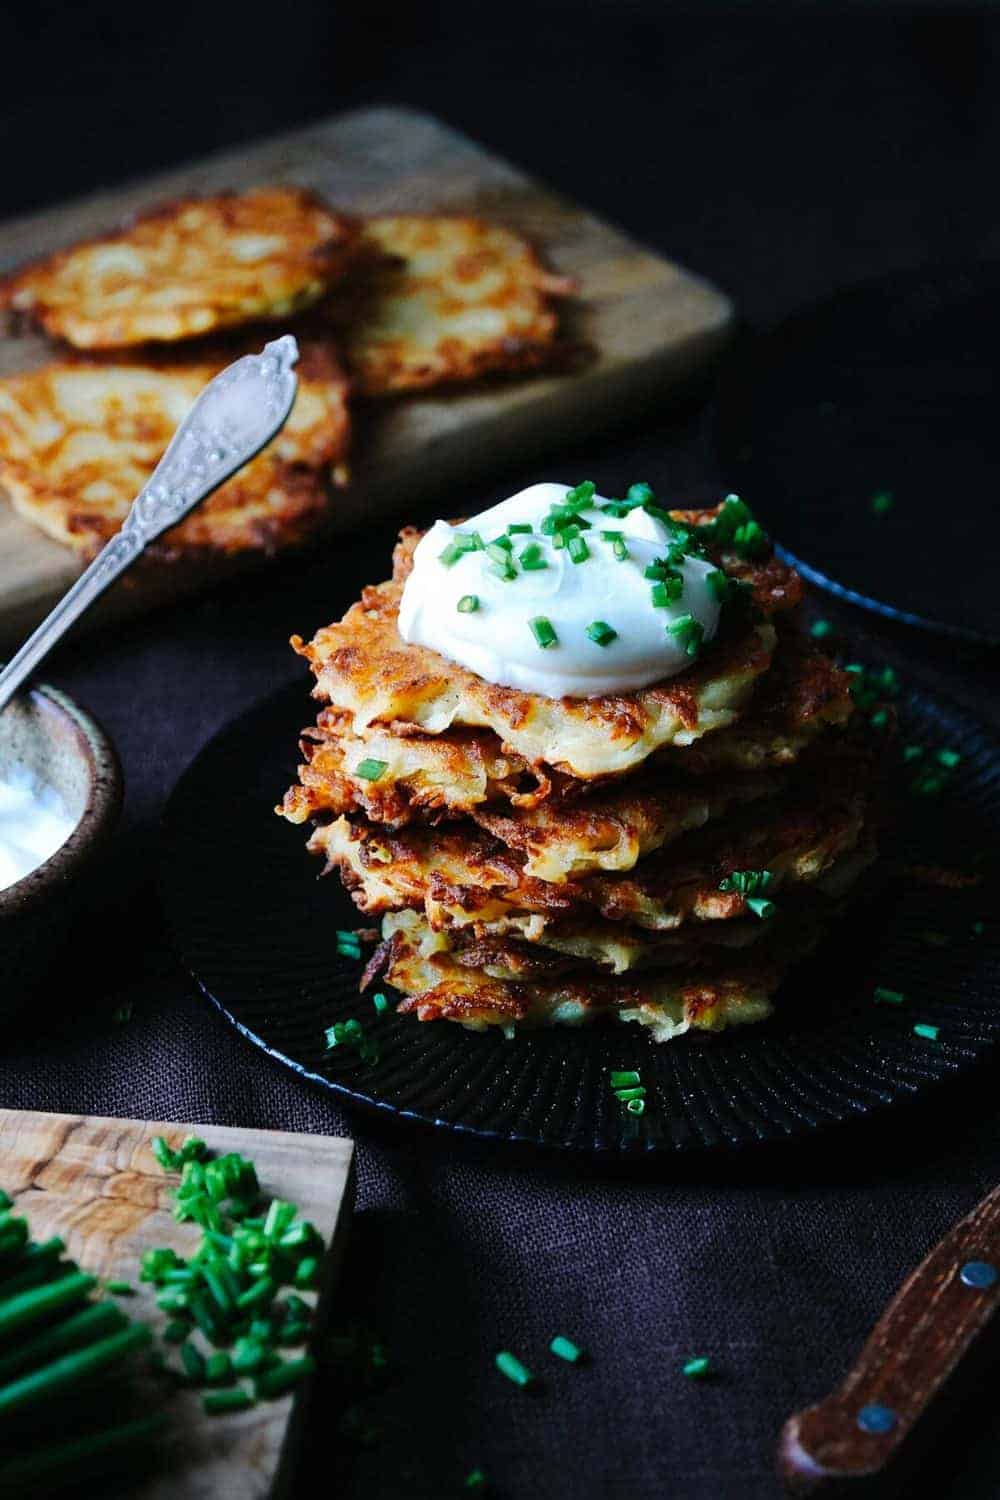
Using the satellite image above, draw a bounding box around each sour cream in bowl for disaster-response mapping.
[0,684,122,1009]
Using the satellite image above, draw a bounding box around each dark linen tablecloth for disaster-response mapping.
[4,12,1000,1497]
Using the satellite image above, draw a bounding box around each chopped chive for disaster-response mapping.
[438,542,465,567]
[465,1470,488,1490]
[610,1070,640,1088]
[549,1335,584,1364]
[809,619,834,640]
[585,620,618,647]
[457,594,479,613]
[180,1341,206,1382]
[355,758,387,783]
[372,992,389,1014]
[488,534,513,553]
[489,562,517,582]
[255,1354,315,1399]
[719,869,774,896]
[205,1351,233,1385]
[563,480,596,509]
[529,616,558,649]
[706,569,730,602]
[746,897,776,920]
[971,921,985,937]
[163,1319,189,1344]
[485,542,514,566]
[914,1023,940,1041]
[902,745,924,762]
[612,538,629,560]
[495,1350,533,1387]
[644,562,666,581]
[937,748,961,769]
[871,490,894,516]
[506,523,532,535]
[682,1356,712,1380]
[614,1086,645,1102]
[873,986,906,1005]
[667,613,704,655]
[650,578,683,607]
[870,709,891,730]
[204,1386,254,1414]
[104,1280,134,1296]
[520,542,548,571]
[294,1257,319,1289]
[627,482,655,506]
[600,529,623,541]
[626,1098,645,1116]
[567,534,590,564]
[151,1137,180,1173]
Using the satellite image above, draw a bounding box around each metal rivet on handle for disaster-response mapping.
[857,1404,897,1435]
[960,1260,999,1289]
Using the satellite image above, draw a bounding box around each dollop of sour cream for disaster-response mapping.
[398,482,723,698]
[0,769,78,892]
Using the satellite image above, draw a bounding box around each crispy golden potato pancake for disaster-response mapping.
[468,771,782,881]
[374,907,836,1041]
[287,750,782,881]
[0,343,349,560]
[0,189,357,349]
[293,517,799,780]
[325,215,574,395]
[280,633,853,827]
[310,762,874,934]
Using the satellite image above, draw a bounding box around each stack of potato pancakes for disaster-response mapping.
[280,494,882,1042]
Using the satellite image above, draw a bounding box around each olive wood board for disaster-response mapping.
[0,1108,355,1498]
[0,104,732,644]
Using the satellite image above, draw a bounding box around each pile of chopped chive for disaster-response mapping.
[145,1135,320,1414]
[610,1069,646,1116]
[0,1189,163,1490]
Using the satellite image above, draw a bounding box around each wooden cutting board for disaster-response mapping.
[0,1109,354,1499]
[0,105,732,645]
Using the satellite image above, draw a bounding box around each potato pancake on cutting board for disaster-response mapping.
[0,105,731,643]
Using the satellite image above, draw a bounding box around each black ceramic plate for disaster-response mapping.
[161,678,1000,1155]
[718,262,1000,643]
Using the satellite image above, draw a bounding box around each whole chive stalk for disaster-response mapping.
[0,1322,151,1419]
[0,1270,96,1343]
[0,1414,166,1487]
[0,1301,126,1385]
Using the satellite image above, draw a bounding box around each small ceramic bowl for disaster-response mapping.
[0,684,122,1005]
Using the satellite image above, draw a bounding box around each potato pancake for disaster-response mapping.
[280,632,853,827]
[310,766,873,934]
[0,343,349,560]
[293,517,799,780]
[0,189,357,349]
[374,907,834,1041]
[325,215,574,395]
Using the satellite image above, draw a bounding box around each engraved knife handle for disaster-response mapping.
[778,1182,1000,1494]
[0,333,299,714]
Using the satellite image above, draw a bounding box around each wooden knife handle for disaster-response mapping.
[778,1183,1000,1495]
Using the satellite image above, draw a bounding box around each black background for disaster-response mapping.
[3,5,1000,1498]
